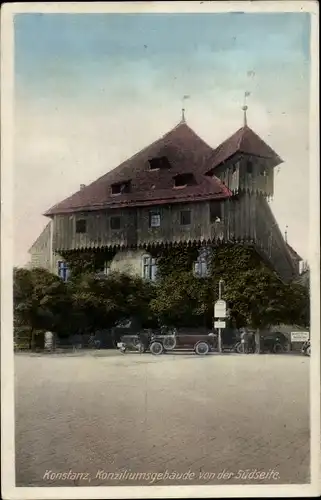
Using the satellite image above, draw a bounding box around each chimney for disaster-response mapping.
[80,184,86,190]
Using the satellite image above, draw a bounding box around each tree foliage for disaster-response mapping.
[14,267,72,348]
[13,243,310,350]
[66,271,156,333]
[151,244,310,330]
[13,267,156,347]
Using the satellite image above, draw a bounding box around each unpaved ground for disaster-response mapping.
[15,351,310,486]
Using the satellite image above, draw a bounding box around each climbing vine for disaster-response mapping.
[59,249,116,277]
[156,245,199,278]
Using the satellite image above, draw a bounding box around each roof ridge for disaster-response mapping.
[79,121,212,190]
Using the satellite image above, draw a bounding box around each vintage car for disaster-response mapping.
[149,331,217,356]
[117,330,151,353]
[259,331,289,353]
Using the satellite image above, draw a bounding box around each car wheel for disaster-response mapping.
[235,342,243,354]
[150,341,164,356]
[273,343,283,354]
[306,346,311,357]
[195,341,210,356]
[163,335,177,350]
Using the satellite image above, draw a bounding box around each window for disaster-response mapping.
[142,255,157,281]
[210,202,222,223]
[174,173,195,188]
[58,261,70,282]
[111,181,131,195]
[149,211,161,228]
[180,210,191,226]
[246,161,253,174]
[76,219,87,233]
[193,247,210,278]
[110,216,121,230]
[148,156,171,170]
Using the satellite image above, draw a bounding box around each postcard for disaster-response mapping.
[1,1,320,499]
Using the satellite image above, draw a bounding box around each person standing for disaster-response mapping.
[240,328,249,354]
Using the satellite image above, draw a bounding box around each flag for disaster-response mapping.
[245,91,251,97]
[183,95,190,100]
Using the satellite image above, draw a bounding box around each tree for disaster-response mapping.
[223,266,310,330]
[150,272,215,328]
[150,244,310,332]
[14,267,72,349]
[66,271,156,335]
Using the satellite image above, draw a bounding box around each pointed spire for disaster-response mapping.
[180,95,190,123]
[242,105,248,126]
[242,91,250,127]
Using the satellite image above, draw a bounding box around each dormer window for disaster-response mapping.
[148,156,171,171]
[111,181,131,195]
[174,173,195,188]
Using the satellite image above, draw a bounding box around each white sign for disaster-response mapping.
[214,320,226,329]
[214,299,227,318]
[291,331,309,342]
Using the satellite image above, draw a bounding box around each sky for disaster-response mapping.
[14,11,311,266]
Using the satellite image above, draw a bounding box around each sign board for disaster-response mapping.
[291,331,309,342]
[214,320,226,329]
[214,299,227,318]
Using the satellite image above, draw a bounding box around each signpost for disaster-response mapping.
[291,331,310,343]
[214,300,227,318]
[214,279,226,353]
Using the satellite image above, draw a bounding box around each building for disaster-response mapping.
[29,113,303,282]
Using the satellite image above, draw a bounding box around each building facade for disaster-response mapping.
[29,117,303,282]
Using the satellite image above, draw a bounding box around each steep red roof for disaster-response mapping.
[206,125,283,174]
[45,121,232,216]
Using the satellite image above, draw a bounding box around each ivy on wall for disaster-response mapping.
[156,245,199,278]
[54,242,309,331]
[59,249,116,276]
[155,243,264,280]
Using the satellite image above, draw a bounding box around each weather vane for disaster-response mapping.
[181,95,190,122]
[242,91,250,126]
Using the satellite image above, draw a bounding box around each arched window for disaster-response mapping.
[193,247,211,278]
[142,255,157,281]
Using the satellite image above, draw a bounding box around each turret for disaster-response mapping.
[205,104,282,200]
